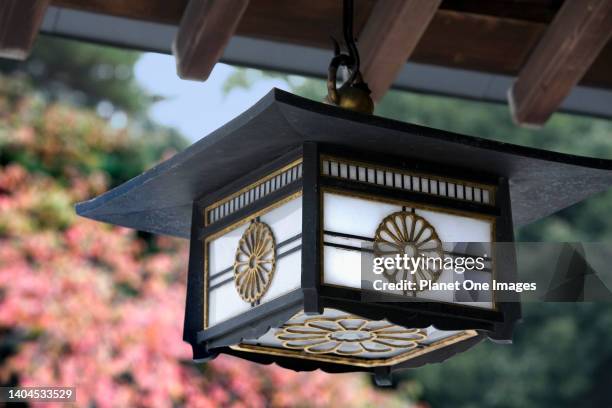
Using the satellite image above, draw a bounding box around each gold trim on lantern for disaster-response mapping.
[275,314,427,356]
[203,191,303,329]
[374,211,444,296]
[320,154,496,206]
[234,221,277,303]
[231,328,478,368]
[319,187,498,311]
[204,158,303,226]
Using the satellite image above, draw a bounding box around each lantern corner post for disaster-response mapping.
[301,141,323,315]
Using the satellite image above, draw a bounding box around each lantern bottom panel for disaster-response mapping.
[231,308,478,368]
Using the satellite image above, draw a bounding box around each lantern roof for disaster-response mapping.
[76,89,612,238]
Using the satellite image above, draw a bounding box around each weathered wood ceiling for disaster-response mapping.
[49,0,611,90]
[2,0,611,126]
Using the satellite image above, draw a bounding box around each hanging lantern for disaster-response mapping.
[76,88,612,385]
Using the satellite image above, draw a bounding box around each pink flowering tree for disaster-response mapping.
[0,75,408,407]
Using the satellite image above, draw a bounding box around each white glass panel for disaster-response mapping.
[376,170,385,185]
[323,246,363,288]
[209,282,250,326]
[431,181,438,194]
[358,166,366,181]
[403,174,411,190]
[340,163,348,178]
[394,173,402,188]
[412,176,420,191]
[331,162,339,176]
[456,185,463,199]
[367,168,375,182]
[385,172,393,186]
[323,193,400,237]
[322,192,494,310]
[207,196,303,327]
[421,178,430,193]
[208,269,231,287]
[260,196,302,243]
[414,208,492,242]
[260,249,301,303]
[465,186,473,201]
[482,189,491,204]
[209,223,248,273]
[279,236,302,254]
[324,233,367,248]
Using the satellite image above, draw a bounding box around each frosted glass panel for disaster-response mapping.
[324,193,400,237]
[415,208,492,242]
[322,191,495,310]
[209,282,250,326]
[260,197,302,243]
[209,224,248,273]
[323,246,362,288]
[260,249,302,303]
[207,195,303,327]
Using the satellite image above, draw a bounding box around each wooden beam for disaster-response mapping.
[359,0,441,101]
[0,0,50,60]
[49,0,612,90]
[173,0,249,80]
[52,0,188,25]
[509,0,612,126]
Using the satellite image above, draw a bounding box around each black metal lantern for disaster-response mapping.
[77,89,612,385]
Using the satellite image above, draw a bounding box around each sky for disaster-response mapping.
[134,53,292,142]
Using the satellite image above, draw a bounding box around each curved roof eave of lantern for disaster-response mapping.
[76,88,612,238]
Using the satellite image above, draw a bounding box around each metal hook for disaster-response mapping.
[324,0,374,114]
[343,0,359,81]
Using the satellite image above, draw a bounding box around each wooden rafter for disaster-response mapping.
[173,0,250,80]
[359,0,441,101]
[49,0,612,90]
[0,0,50,60]
[509,0,612,126]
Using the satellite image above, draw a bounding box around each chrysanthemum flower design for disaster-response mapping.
[374,211,444,294]
[234,221,276,303]
[276,315,427,356]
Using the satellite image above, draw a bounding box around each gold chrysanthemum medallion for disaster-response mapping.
[234,221,276,303]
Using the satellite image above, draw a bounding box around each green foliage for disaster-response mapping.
[0,74,187,188]
[0,36,152,115]
[399,303,612,408]
[0,36,189,188]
